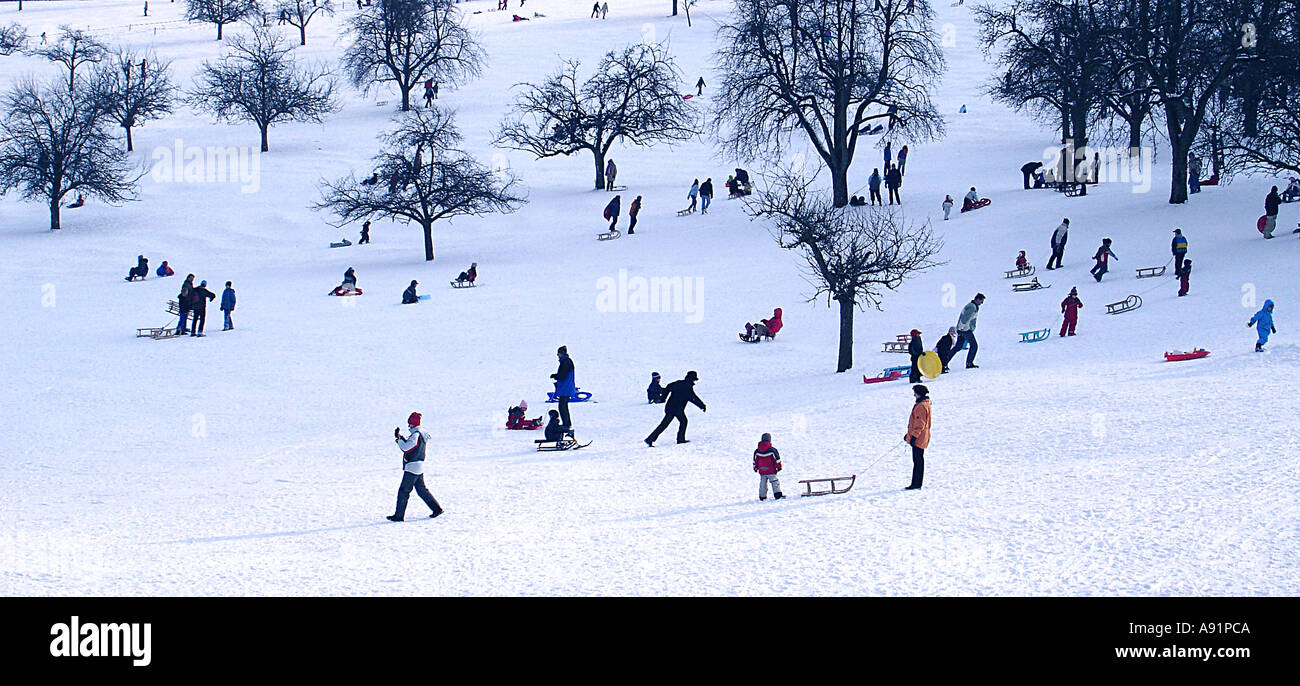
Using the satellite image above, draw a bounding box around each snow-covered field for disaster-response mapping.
[2,0,1297,596]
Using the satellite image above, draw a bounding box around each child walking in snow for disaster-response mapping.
[1249,300,1276,352]
[942,194,953,220]
[753,433,784,501]
[1090,238,1116,282]
[1178,259,1191,297]
[1059,287,1082,336]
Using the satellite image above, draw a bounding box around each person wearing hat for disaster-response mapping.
[904,384,931,490]
[907,328,924,383]
[1060,287,1083,337]
[955,293,984,368]
[220,281,236,331]
[177,274,195,335]
[402,279,420,304]
[934,327,959,373]
[189,279,216,337]
[551,346,576,431]
[1046,218,1069,270]
[389,412,443,522]
[1171,229,1188,276]
[752,433,784,501]
[1178,258,1192,297]
[645,371,706,446]
[646,372,666,404]
[1090,238,1117,281]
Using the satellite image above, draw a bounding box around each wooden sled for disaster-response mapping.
[1019,328,1050,343]
[450,280,476,288]
[1105,294,1142,314]
[1135,265,1166,278]
[881,333,912,353]
[1012,278,1049,292]
[136,325,180,340]
[799,474,856,497]
[863,369,904,384]
[596,228,622,241]
[535,437,589,452]
[166,299,181,315]
[1005,265,1035,279]
[1165,348,1210,362]
[677,207,695,217]
[1061,182,1085,197]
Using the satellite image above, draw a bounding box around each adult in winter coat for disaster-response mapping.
[898,145,909,176]
[388,412,443,521]
[1171,228,1189,275]
[869,169,883,205]
[752,433,784,501]
[126,255,149,281]
[220,281,236,331]
[934,327,959,373]
[956,294,984,368]
[628,196,642,234]
[1263,187,1281,238]
[551,346,576,430]
[605,159,617,190]
[189,280,216,336]
[1249,300,1276,352]
[1178,259,1192,297]
[1021,161,1043,189]
[1047,218,1069,269]
[884,141,892,166]
[177,274,195,334]
[696,77,706,96]
[886,165,903,204]
[907,328,924,383]
[687,180,700,212]
[942,194,953,220]
[645,371,706,446]
[1059,287,1082,337]
[402,280,420,304]
[359,221,371,244]
[604,194,621,232]
[904,384,931,490]
[1090,238,1116,282]
[646,372,666,403]
[761,308,783,336]
[1189,154,1202,194]
[700,178,714,214]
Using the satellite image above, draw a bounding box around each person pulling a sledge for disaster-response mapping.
[1060,287,1082,337]
[961,187,980,211]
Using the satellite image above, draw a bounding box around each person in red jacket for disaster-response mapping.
[752,432,784,501]
[761,307,783,336]
[1015,250,1028,271]
[1059,287,1082,336]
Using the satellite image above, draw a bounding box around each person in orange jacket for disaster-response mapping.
[904,384,931,490]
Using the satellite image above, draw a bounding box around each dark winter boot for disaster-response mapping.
[644,438,654,447]
[386,515,403,522]
[1256,342,1263,352]
[429,509,443,519]
[774,492,785,500]
[759,496,766,501]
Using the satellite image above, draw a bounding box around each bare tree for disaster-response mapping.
[89,50,177,152]
[715,0,945,207]
[495,43,698,190]
[317,107,525,261]
[276,0,335,46]
[0,77,140,231]
[747,170,943,373]
[29,25,108,92]
[185,0,261,40]
[0,23,28,56]
[342,0,484,112]
[188,25,337,152]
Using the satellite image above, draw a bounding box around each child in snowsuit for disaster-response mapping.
[1178,259,1191,297]
[544,409,571,441]
[753,433,784,501]
[1249,300,1276,352]
[647,372,666,404]
[942,194,953,220]
[506,401,542,430]
[402,280,419,304]
[126,255,149,281]
[1059,287,1082,336]
[156,260,174,277]
[869,169,883,205]
[907,328,924,383]
[1090,238,1115,281]
[934,327,958,373]
[221,281,236,330]
[1016,250,1028,271]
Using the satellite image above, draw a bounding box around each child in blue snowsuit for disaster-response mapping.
[1249,300,1276,352]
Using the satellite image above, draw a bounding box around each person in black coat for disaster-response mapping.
[645,371,706,446]
[1021,161,1043,189]
[126,255,149,281]
[885,164,903,204]
[189,280,216,336]
[551,346,576,430]
[934,327,958,373]
[402,280,419,304]
[907,329,924,383]
[646,372,666,403]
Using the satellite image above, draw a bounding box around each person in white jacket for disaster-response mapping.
[388,412,443,521]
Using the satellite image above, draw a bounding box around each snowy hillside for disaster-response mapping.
[1,0,1297,596]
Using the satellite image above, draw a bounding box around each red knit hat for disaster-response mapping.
[407,412,421,427]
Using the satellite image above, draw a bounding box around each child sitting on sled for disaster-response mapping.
[455,262,477,285]
[543,410,573,442]
[506,400,543,430]
[1016,250,1028,271]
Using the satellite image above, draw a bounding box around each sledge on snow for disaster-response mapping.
[799,474,856,497]
[1005,265,1035,279]
[863,366,909,384]
[1135,265,1166,278]
[677,207,695,217]
[1018,328,1051,343]
[330,286,363,296]
[546,388,593,403]
[881,332,913,353]
[1011,278,1049,292]
[451,263,478,288]
[1105,294,1142,314]
[139,299,182,339]
[535,437,591,451]
[1164,348,1210,362]
[329,239,352,248]
[597,228,622,241]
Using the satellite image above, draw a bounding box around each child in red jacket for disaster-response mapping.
[1060,287,1083,336]
[1016,250,1028,271]
[753,433,784,501]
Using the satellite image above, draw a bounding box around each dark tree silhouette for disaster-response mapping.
[29,25,108,92]
[276,0,335,46]
[89,49,177,152]
[185,0,261,40]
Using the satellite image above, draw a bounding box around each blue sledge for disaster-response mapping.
[418,295,430,301]
[1019,328,1050,343]
[547,388,594,403]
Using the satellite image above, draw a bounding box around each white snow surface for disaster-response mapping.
[1,0,1297,596]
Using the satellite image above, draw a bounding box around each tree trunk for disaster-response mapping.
[831,163,849,208]
[217,22,223,40]
[49,196,61,231]
[1168,141,1189,204]
[260,124,269,153]
[126,125,134,152]
[300,25,307,46]
[1127,115,1142,151]
[401,86,411,112]
[593,149,606,190]
[672,0,678,15]
[836,292,855,373]
[422,221,435,261]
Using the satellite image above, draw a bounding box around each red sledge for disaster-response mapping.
[1258,215,1268,234]
[960,198,991,213]
[330,287,363,296]
[1164,349,1210,362]
[863,369,905,384]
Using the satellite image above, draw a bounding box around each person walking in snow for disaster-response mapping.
[907,328,924,383]
[645,371,706,446]
[189,279,216,336]
[1171,228,1188,276]
[886,164,902,204]
[177,274,195,335]
[423,80,434,107]
[359,220,371,244]
[687,179,700,212]
[898,145,909,176]
[601,2,608,18]
[1059,287,1082,337]
[1178,258,1192,297]
[591,2,600,18]
[605,158,617,190]
[628,195,642,234]
[884,141,892,167]
[1249,300,1276,352]
[869,168,883,205]
[752,433,784,501]
[1263,186,1281,239]
[220,281,236,331]
[1090,238,1116,282]
[388,412,443,521]
[700,178,714,214]
[934,327,958,373]
[604,194,621,232]
[551,346,576,431]
[904,384,931,490]
[696,77,706,96]
[941,194,953,220]
[1047,218,1069,269]
[955,293,984,369]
